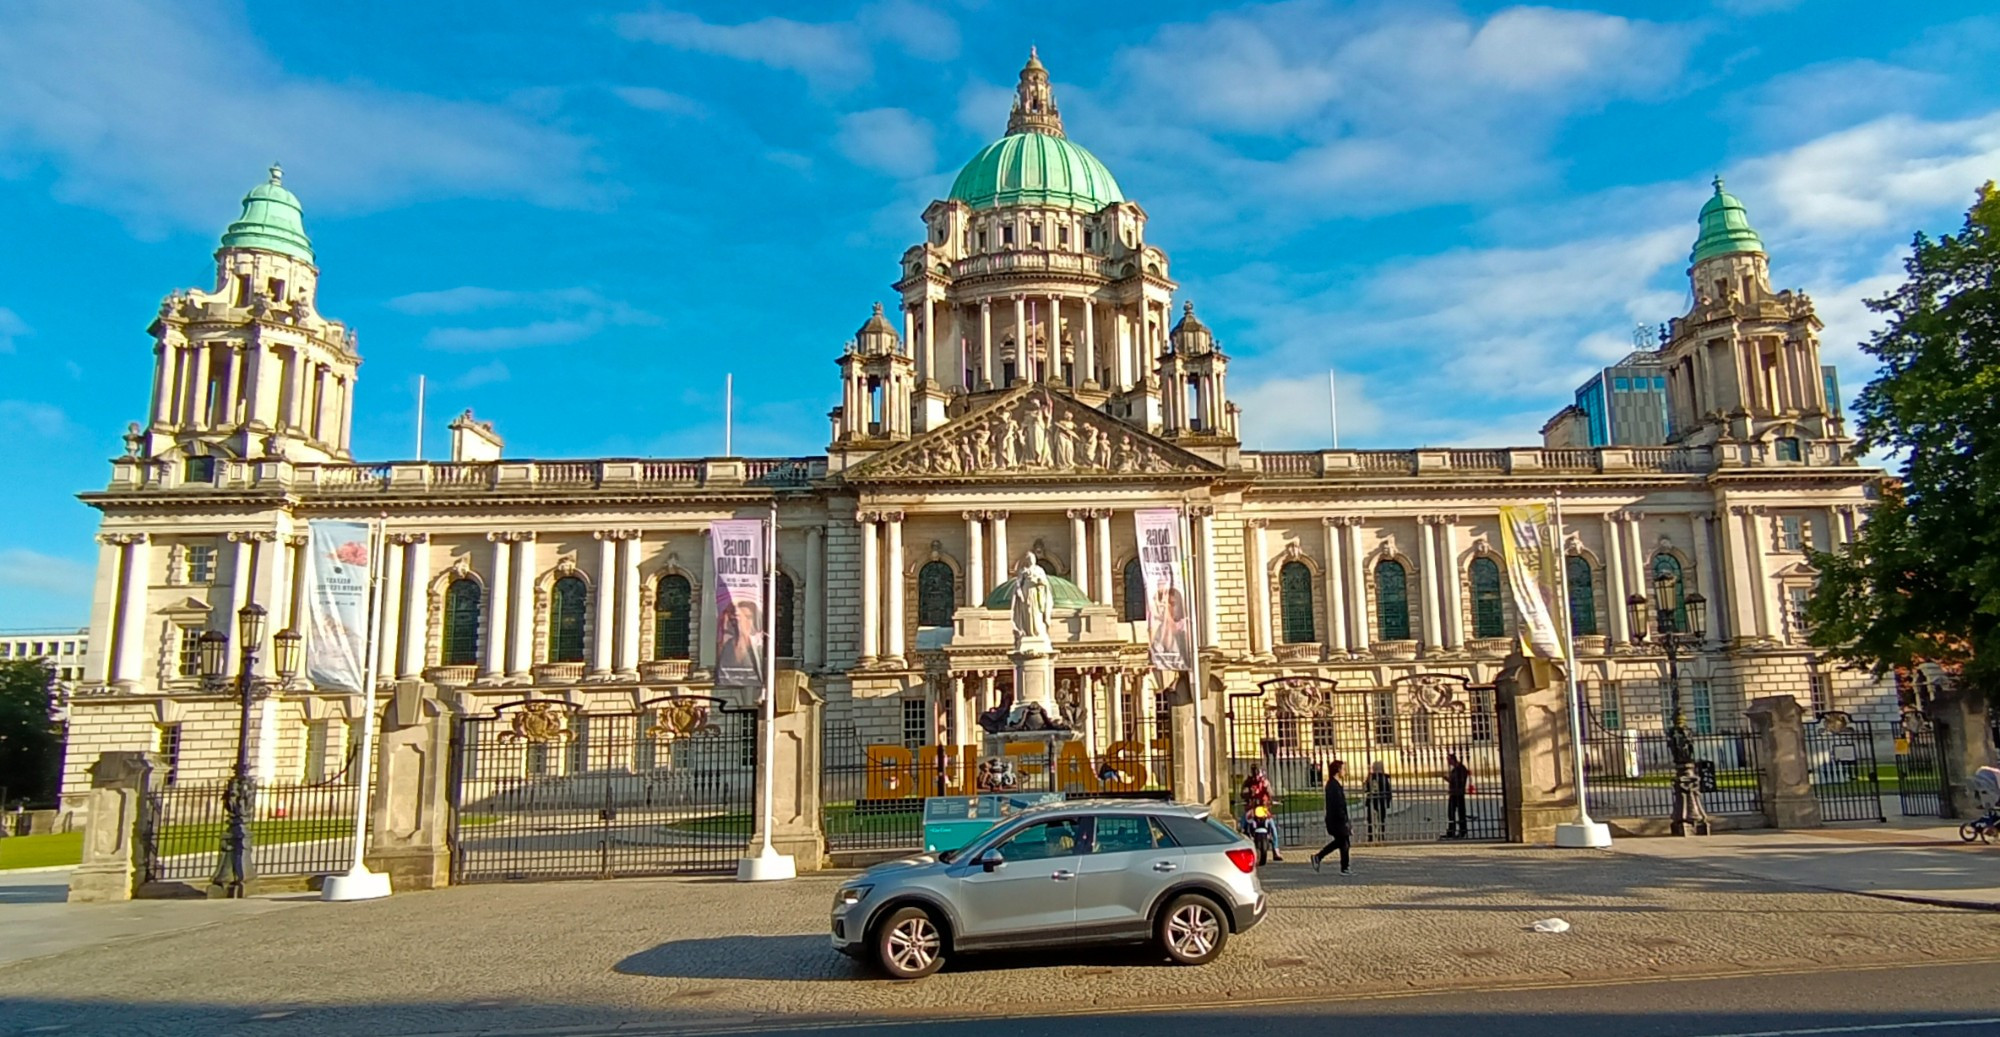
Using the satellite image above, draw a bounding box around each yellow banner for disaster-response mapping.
[1498,504,1566,660]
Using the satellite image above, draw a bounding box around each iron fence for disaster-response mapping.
[1895,715,1944,817]
[140,780,358,883]
[1581,728,1764,818]
[1803,713,1885,823]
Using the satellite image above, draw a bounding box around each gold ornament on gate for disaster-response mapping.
[647,699,717,741]
[498,701,575,745]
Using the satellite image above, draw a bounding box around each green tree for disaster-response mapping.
[1806,184,2000,703]
[0,659,63,807]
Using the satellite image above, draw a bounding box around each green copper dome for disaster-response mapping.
[220,165,314,263]
[982,573,1094,610]
[1690,177,1764,265]
[948,132,1124,212]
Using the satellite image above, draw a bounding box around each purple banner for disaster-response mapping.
[1134,509,1193,673]
[710,518,765,690]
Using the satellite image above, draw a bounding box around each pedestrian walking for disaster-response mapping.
[1363,760,1392,842]
[1309,759,1351,875]
[1443,751,1471,839]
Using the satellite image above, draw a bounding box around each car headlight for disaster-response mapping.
[836,884,873,907]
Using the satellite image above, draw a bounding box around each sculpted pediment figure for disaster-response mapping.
[846,385,1220,481]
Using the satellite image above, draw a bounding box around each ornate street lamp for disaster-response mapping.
[211,604,268,898]
[1628,574,1709,836]
[272,627,303,686]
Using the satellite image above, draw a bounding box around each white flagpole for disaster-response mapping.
[724,373,734,457]
[414,375,425,461]
[1181,502,1210,806]
[1328,370,1340,449]
[324,517,394,899]
[738,501,795,881]
[1551,491,1612,848]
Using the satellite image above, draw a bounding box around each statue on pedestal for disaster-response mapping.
[1010,550,1052,649]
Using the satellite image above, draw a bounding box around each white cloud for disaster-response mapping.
[858,0,961,62]
[611,86,705,117]
[451,361,512,390]
[0,400,75,439]
[615,2,957,88]
[388,286,658,352]
[0,0,592,230]
[955,80,1016,137]
[0,307,27,353]
[1740,112,2000,234]
[836,108,937,178]
[1231,370,1387,447]
[0,548,93,601]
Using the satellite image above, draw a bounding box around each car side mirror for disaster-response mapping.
[975,848,1004,872]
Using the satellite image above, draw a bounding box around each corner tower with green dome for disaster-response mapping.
[135,165,362,466]
[831,49,1234,472]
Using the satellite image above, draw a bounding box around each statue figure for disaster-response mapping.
[1000,412,1021,468]
[1023,398,1052,466]
[1009,550,1053,647]
[1053,412,1079,468]
[1083,425,1105,468]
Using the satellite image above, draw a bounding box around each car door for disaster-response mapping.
[1073,814,1185,941]
[951,817,1085,945]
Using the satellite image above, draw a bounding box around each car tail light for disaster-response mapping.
[1225,848,1257,873]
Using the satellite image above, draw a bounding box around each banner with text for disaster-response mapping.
[304,519,374,691]
[1134,508,1193,673]
[710,519,766,690]
[1498,504,1566,661]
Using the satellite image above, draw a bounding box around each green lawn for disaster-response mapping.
[822,802,925,837]
[154,818,355,851]
[662,813,754,835]
[0,831,84,870]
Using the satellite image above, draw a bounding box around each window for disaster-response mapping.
[1779,515,1807,552]
[1787,586,1812,640]
[177,627,205,678]
[1410,710,1433,746]
[1002,225,1015,246]
[654,575,692,659]
[1030,222,1043,245]
[157,724,182,785]
[303,720,329,783]
[1279,561,1315,643]
[1058,225,1070,248]
[976,229,987,250]
[902,697,929,749]
[186,544,217,583]
[1614,377,1631,391]
[1089,815,1167,854]
[1809,672,1830,714]
[1651,554,1687,633]
[1310,714,1335,749]
[1276,713,1300,750]
[1122,558,1146,622]
[1690,679,1714,734]
[917,561,955,627]
[549,576,587,663]
[1374,560,1411,641]
[1566,555,1598,636]
[63,641,75,654]
[268,277,286,301]
[994,818,1084,861]
[1469,557,1505,638]
[1372,690,1396,746]
[1775,437,1802,462]
[1472,688,1495,743]
[774,572,796,658]
[1598,681,1623,731]
[442,579,482,666]
[184,456,217,482]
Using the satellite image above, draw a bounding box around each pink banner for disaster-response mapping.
[710,518,765,690]
[1134,509,1193,673]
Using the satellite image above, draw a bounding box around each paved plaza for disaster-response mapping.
[3,836,1999,1037]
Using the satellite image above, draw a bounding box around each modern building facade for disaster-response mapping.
[61,54,1888,834]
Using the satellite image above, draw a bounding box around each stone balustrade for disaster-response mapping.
[1244,440,1847,479]
[102,456,827,495]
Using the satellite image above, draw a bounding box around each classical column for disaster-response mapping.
[1082,297,1097,385]
[1047,294,1064,383]
[1624,511,1647,593]
[509,534,536,675]
[1247,519,1272,657]
[483,534,512,678]
[370,536,404,683]
[1417,516,1443,651]
[105,535,150,687]
[804,526,825,669]
[88,535,124,684]
[1107,671,1126,743]
[1013,295,1028,382]
[964,512,985,607]
[982,672,998,714]
[1438,516,1462,650]
[1068,509,1090,600]
[148,342,173,427]
[592,532,618,676]
[398,533,430,679]
[1075,672,1096,756]
[1691,513,1724,643]
[859,513,880,663]
[698,527,718,671]
[618,531,643,675]
[948,675,969,747]
[1603,513,1630,644]
[980,299,994,389]
[1747,506,1780,640]
[1195,507,1218,649]
[886,511,907,663]
[1345,519,1370,653]
[313,365,333,441]
[188,343,213,425]
[1093,510,1113,608]
[224,533,257,678]
[991,511,1010,587]
[1323,518,1348,655]
[286,535,308,632]
[922,297,936,382]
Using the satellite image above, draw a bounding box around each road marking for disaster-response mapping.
[1685,1020,2000,1037]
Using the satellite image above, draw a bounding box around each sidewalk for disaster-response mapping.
[1607,821,2000,909]
[0,868,300,967]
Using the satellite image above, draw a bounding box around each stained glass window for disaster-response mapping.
[1122,558,1145,622]
[1470,557,1504,638]
[443,578,481,665]
[1375,560,1410,641]
[550,576,587,663]
[1279,561,1315,643]
[655,574,691,660]
[1566,555,1598,636]
[917,561,955,627]
[774,572,796,659]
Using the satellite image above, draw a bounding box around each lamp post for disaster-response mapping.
[201,605,301,898]
[1626,575,1709,837]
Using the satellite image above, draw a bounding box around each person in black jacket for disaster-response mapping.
[1362,760,1392,842]
[1310,759,1352,874]
[1443,751,1471,839]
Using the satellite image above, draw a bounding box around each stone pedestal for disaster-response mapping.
[1011,644,1055,722]
[1745,695,1821,829]
[365,681,452,890]
[1930,682,1999,819]
[67,752,162,903]
[752,673,825,870]
[1495,654,1578,845]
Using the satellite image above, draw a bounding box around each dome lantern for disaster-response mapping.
[1690,176,1765,266]
[219,164,315,264]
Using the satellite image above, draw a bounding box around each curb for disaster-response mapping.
[0,865,77,876]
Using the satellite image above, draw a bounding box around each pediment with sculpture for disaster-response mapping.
[846,385,1222,482]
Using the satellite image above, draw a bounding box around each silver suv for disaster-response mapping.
[831,800,1267,979]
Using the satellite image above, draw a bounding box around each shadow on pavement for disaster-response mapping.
[614,933,1178,982]
[0,881,68,905]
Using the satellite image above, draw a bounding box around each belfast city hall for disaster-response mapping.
[60,52,1889,885]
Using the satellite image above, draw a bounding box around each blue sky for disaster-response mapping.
[2,0,1997,627]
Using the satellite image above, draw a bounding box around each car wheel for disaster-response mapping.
[874,906,945,979]
[1156,893,1228,966]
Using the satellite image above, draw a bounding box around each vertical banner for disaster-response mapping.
[711,518,765,690]
[1134,509,1193,673]
[304,519,373,691]
[1498,505,1566,661]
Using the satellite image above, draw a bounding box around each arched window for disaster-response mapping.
[1652,554,1687,632]
[549,576,587,663]
[1279,561,1315,643]
[1122,558,1145,622]
[1375,560,1410,641]
[442,578,481,666]
[1566,555,1598,636]
[773,572,796,659]
[654,574,691,660]
[917,561,955,627]
[1470,557,1504,638]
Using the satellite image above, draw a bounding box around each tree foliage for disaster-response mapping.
[1806,184,2000,702]
[0,659,62,807]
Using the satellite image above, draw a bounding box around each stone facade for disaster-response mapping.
[62,53,1891,826]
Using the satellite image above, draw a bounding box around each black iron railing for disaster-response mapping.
[1581,728,1764,818]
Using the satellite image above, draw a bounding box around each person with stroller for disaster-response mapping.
[1967,765,2000,843]
[1241,763,1282,864]
[1362,760,1393,842]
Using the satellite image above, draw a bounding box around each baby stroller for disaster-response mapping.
[1961,766,2000,845]
[1243,804,1280,866]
